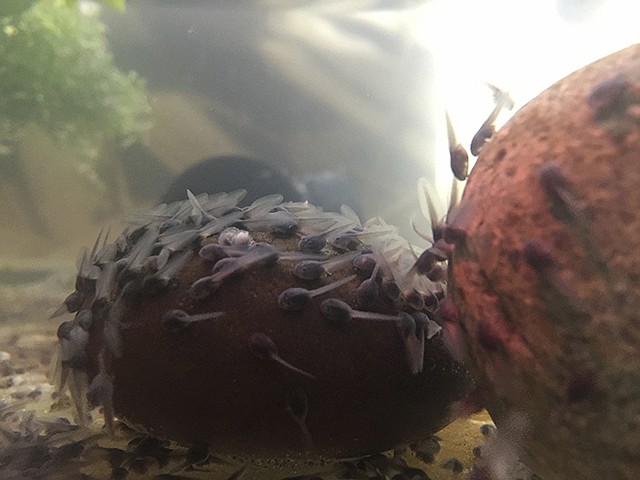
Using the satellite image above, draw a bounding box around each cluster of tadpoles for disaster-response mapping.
[446,83,515,183]
[418,83,516,262]
[49,86,517,464]
[186,226,445,378]
[50,188,444,428]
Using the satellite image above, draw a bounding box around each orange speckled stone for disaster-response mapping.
[447,44,640,479]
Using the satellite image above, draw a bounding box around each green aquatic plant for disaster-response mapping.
[0,0,150,157]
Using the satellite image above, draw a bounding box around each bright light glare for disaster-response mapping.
[410,0,640,199]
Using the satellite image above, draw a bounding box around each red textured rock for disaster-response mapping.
[446,44,640,479]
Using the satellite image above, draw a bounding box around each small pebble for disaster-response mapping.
[480,423,496,437]
[0,351,12,376]
[410,436,441,463]
[27,388,42,400]
[441,457,464,473]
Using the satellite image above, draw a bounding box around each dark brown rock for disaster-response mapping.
[59,196,473,460]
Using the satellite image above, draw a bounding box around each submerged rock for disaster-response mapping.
[445,44,640,479]
[53,190,473,459]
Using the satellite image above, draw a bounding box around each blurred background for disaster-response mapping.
[0,2,638,477]
[1,0,639,267]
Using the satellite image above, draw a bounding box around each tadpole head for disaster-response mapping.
[141,274,170,297]
[414,250,437,276]
[57,321,74,340]
[588,74,630,121]
[278,287,311,311]
[298,235,326,253]
[63,291,83,313]
[86,373,114,407]
[293,261,325,281]
[356,278,379,309]
[539,163,571,199]
[450,144,470,181]
[249,333,278,359]
[161,309,190,333]
[522,240,555,273]
[319,298,352,326]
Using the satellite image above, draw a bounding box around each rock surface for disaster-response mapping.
[446,44,640,479]
[55,192,474,460]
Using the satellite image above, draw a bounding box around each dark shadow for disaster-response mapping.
[159,154,303,206]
